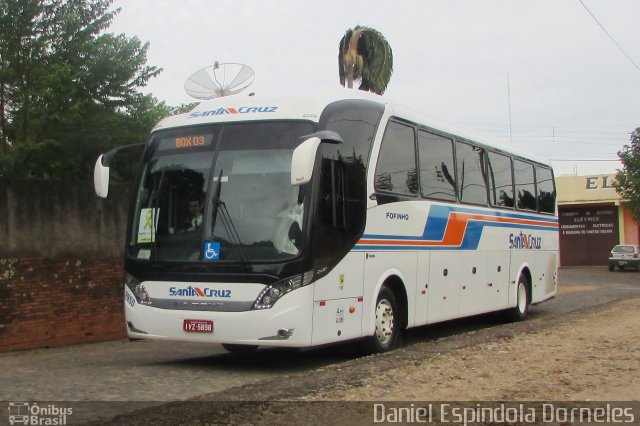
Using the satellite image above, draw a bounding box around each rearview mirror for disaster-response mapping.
[291,131,343,186]
[93,143,145,198]
[94,155,110,198]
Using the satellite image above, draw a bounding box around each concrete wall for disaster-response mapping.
[0,178,132,352]
[0,178,131,258]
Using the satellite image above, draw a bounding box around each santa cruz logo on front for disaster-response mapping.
[169,286,232,298]
[509,232,542,250]
[188,106,278,118]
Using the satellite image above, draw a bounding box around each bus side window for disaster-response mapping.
[536,166,556,214]
[313,99,383,269]
[374,120,417,198]
[417,130,456,202]
[487,151,514,208]
[456,141,488,205]
[514,159,537,211]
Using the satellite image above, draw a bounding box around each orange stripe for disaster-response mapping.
[359,212,557,247]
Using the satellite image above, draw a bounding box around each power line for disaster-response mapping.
[462,122,635,129]
[550,158,619,162]
[507,73,513,143]
[504,141,624,147]
[500,135,624,141]
[577,0,640,74]
[489,129,631,135]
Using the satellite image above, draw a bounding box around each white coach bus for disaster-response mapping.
[94,89,558,354]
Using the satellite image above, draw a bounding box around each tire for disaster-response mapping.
[506,274,529,322]
[608,264,614,272]
[365,286,403,353]
[222,344,259,354]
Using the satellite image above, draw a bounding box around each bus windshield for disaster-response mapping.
[129,121,316,263]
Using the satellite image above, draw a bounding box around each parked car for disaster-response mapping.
[609,244,640,271]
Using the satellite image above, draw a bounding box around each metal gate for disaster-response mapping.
[559,205,619,266]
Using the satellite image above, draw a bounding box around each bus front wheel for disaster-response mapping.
[366,286,402,353]
[507,274,530,322]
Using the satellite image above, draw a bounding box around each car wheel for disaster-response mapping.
[608,264,614,272]
[365,286,402,353]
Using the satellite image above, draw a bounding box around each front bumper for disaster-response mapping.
[609,259,640,270]
[124,285,314,347]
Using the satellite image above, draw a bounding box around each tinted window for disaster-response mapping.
[514,159,536,211]
[456,141,488,205]
[375,121,417,196]
[313,101,384,270]
[487,151,514,208]
[417,131,456,201]
[536,166,556,214]
[318,99,384,166]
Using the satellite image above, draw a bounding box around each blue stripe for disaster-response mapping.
[358,205,557,251]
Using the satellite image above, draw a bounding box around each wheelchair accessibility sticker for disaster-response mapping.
[204,242,221,261]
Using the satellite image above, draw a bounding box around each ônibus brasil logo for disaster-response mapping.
[169,286,232,298]
[188,106,278,118]
[7,402,73,425]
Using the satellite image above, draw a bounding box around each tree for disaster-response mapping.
[0,0,163,180]
[615,128,640,222]
[338,25,393,95]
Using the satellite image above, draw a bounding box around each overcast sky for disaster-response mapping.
[109,0,640,176]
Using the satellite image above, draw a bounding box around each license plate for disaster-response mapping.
[619,260,628,265]
[183,319,213,333]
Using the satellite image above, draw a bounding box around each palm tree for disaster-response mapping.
[338,25,393,95]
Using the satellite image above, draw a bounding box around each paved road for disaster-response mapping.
[0,267,637,423]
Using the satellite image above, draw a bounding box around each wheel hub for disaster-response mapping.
[375,299,394,345]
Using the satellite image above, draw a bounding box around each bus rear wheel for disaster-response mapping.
[366,286,402,353]
[506,274,530,322]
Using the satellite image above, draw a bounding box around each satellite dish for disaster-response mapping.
[184,62,255,99]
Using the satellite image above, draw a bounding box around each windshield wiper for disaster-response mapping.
[209,170,250,267]
[210,169,223,233]
[217,201,250,266]
[147,168,166,263]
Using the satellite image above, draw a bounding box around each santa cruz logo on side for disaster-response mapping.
[169,286,232,298]
[188,106,278,118]
[509,232,542,250]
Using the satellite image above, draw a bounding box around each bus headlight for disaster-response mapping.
[253,271,313,310]
[125,273,151,305]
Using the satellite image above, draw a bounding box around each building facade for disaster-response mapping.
[557,174,639,266]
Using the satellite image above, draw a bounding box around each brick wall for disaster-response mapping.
[0,179,131,352]
[0,257,126,351]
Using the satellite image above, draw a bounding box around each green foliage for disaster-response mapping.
[0,0,170,181]
[169,102,199,116]
[338,25,393,95]
[615,128,640,222]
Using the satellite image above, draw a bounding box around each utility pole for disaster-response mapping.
[507,74,513,143]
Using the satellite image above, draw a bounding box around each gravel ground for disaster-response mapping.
[98,287,640,425]
[305,296,640,402]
